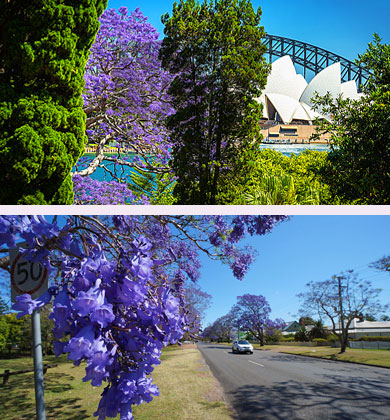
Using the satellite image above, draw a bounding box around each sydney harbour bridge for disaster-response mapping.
[263,34,371,89]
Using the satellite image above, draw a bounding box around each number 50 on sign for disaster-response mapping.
[10,247,48,303]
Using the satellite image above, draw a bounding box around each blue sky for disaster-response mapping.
[196,216,390,326]
[107,0,390,63]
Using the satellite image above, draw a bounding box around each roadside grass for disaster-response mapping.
[0,344,232,420]
[261,345,390,367]
[132,344,232,420]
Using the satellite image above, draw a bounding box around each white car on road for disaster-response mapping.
[232,340,254,354]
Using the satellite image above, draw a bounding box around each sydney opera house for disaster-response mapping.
[257,55,362,143]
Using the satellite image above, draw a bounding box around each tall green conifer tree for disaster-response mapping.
[160,0,269,204]
[0,0,107,204]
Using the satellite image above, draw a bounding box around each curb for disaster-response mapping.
[279,351,390,370]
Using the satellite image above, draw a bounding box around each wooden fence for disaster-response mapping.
[1,364,57,385]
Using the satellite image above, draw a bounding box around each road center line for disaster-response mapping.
[248,360,264,367]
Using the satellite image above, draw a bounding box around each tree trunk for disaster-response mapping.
[339,332,347,353]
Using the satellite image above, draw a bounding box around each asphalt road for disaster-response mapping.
[197,342,390,420]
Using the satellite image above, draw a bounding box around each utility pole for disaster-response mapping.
[337,275,346,352]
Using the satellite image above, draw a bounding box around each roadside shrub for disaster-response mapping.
[327,333,339,342]
[350,336,390,342]
[265,330,284,343]
[294,327,309,342]
[312,338,327,343]
[280,336,295,342]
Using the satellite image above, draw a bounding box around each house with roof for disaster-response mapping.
[332,318,390,338]
[282,321,301,335]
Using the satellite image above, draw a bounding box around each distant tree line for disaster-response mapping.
[202,294,285,345]
[0,298,54,356]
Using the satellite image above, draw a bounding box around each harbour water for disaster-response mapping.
[77,144,330,182]
[259,143,330,157]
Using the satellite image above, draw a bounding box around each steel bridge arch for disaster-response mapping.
[263,34,371,89]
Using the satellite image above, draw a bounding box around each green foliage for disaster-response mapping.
[265,330,283,343]
[0,306,54,355]
[128,169,177,205]
[308,320,328,340]
[294,326,309,342]
[280,336,295,342]
[244,173,320,205]
[0,314,24,353]
[327,333,339,343]
[160,0,269,204]
[217,148,335,204]
[0,316,8,351]
[312,34,390,204]
[350,336,390,342]
[312,338,328,343]
[0,0,108,204]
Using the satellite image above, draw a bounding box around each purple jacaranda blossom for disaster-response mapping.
[71,278,105,317]
[90,304,115,328]
[50,288,71,338]
[64,324,95,362]
[73,175,148,205]
[118,371,159,406]
[12,286,57,318]
[53,340,67,357]
[0,216,20,247]
[94,384,120,420]
[73,7,175,205]
[83,338,115,386]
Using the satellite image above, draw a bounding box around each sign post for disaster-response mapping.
[10,247,48,420]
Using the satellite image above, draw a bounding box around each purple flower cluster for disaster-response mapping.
[74,7,175,203]
[73,175,149,205]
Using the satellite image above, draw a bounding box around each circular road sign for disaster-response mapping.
[10,251,48,301]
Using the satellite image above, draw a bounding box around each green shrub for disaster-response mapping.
[312,338,327,343]
[294,327,309,342]
[351,336,390,342]
[265,330,284,343]
[327,333,339,342]
[217,148,338,205]
[281,336,295,342]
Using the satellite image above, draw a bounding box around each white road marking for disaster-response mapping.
[248,360,264,367]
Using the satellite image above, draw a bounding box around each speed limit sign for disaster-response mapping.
[10,246,48,303]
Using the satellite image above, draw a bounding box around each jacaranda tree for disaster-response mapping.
[0,0,107,204]
[0,215,286,419]
[231,294,285,346]
[73,7,176,204]
[160,0,269,204]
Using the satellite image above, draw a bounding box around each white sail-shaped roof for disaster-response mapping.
[300,62,342,107]
[300,102,328,122]
[266,93,311,124]
[264,56,308,101]
[341,80,360,100]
